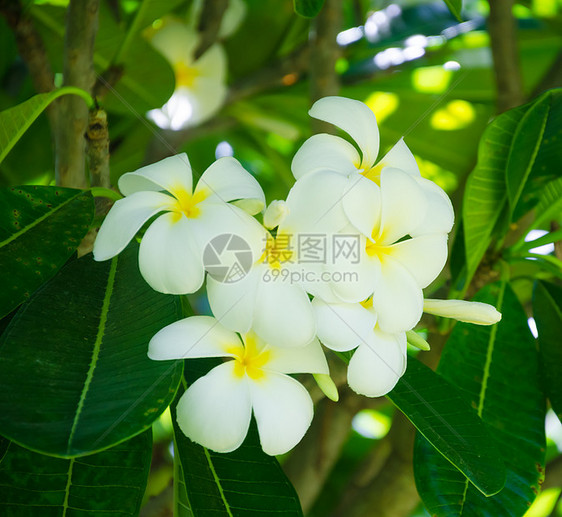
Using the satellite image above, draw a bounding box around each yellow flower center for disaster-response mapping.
[360,296,373,309]
[169,187,207,220]
[174,61,199,88]
[260,233,294,269]
[360,162,384,185]
[227,334,271,381]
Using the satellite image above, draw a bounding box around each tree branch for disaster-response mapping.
[487,0,524,113]
[309,0,342,133]
[55,0,99,188]
[193,0,228,60]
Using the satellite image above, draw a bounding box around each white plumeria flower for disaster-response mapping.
[147,19,227,129]
[148,316,329,455]
[313,297,407,397]
[93,153,265,295]
[286,96,455,332]
[291,96,454,238]
[423,299,502,325]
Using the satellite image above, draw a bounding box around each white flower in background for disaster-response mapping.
[93,153,265,295]
[148,316,329,455]
[423,299,502,325]
[147,19,227,130]
[313,297,407,397]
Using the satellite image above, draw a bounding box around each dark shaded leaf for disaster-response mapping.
[387,358,506,496]
[294,0,325,18]
[0,186,93,318]
[0,430,152,516]
[443,0,463,21]
[414,283,545,516]
[172,359,304,517]
[0,242,182,457]
[534,280,562,422]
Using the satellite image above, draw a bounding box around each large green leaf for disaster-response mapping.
[0,242,182,457]
[293,0,325,18]
[506,89,562,221]
[0,430,152,516]
[534,281,562,422]
[532,176,562,231]
[0,186,94,318]
[172,359,304,517]
[463,103,530,280]
[0,87,92,164]
[387,358,506,496]
[414,283,545,516]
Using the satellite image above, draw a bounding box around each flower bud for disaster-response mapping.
[263,200,289,229]
[423,299,502,325]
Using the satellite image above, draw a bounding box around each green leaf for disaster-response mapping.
[293,0,325,18]
[534,281,562,422]
[0,186,94,318]
[532,176,562,231]
[172,359,304,517]
[414,283,545,516]
[443,0,463,21]
[0,242,182,457]
[387,358,506,496]
[463,103,530,280]
[0,87,93,164]
[506,89,562,220]
[0,430,152,516]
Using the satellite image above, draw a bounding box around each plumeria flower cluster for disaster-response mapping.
[93,96,501,456]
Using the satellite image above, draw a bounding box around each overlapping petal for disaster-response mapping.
[347,330,406,397]
[176,361,252,453]
[148,315,241,361]
[372,257,424,333]
[150,19,198,65]
[378,138,420,177]
[410,177,455,236]
[388,234,449,288]
[92,191,172,261]
[196,157,265,213]
[139,212,205,294]
[250,372,314,455]
[118,153,193,196]
[265,337,329,375]
[313,299,377,352]
[309,96,380,169]
[342,174,381,238]
[253,278,317,348]
[291,134,359,179]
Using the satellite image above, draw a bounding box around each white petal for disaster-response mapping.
[206,267,260,333]
[410,177,455,236]
[378,138,420,177]
[93,191,172,261]
[423,299,502,325]
[186,77,227,125]
[388,234,448,288]
[176,362,252,453]
[118,153,193,196]
[342,174,382,238]
[148,315,241,360]
[139,212,205,294]
[309,96,380,169]
[253,279,316,348]
[266,337,329,375]
[250,372,313,455]
[378,167,427,244]
[195,157,265,213]
[313,299,376,352]
[263,200,288,229]
[291,134,359,179]
[193,44,227,82]
[151,21,197,65]
[193,201,267,261]
[372,257,423,333]
[347,331,406,397]
[282,170,350,235]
